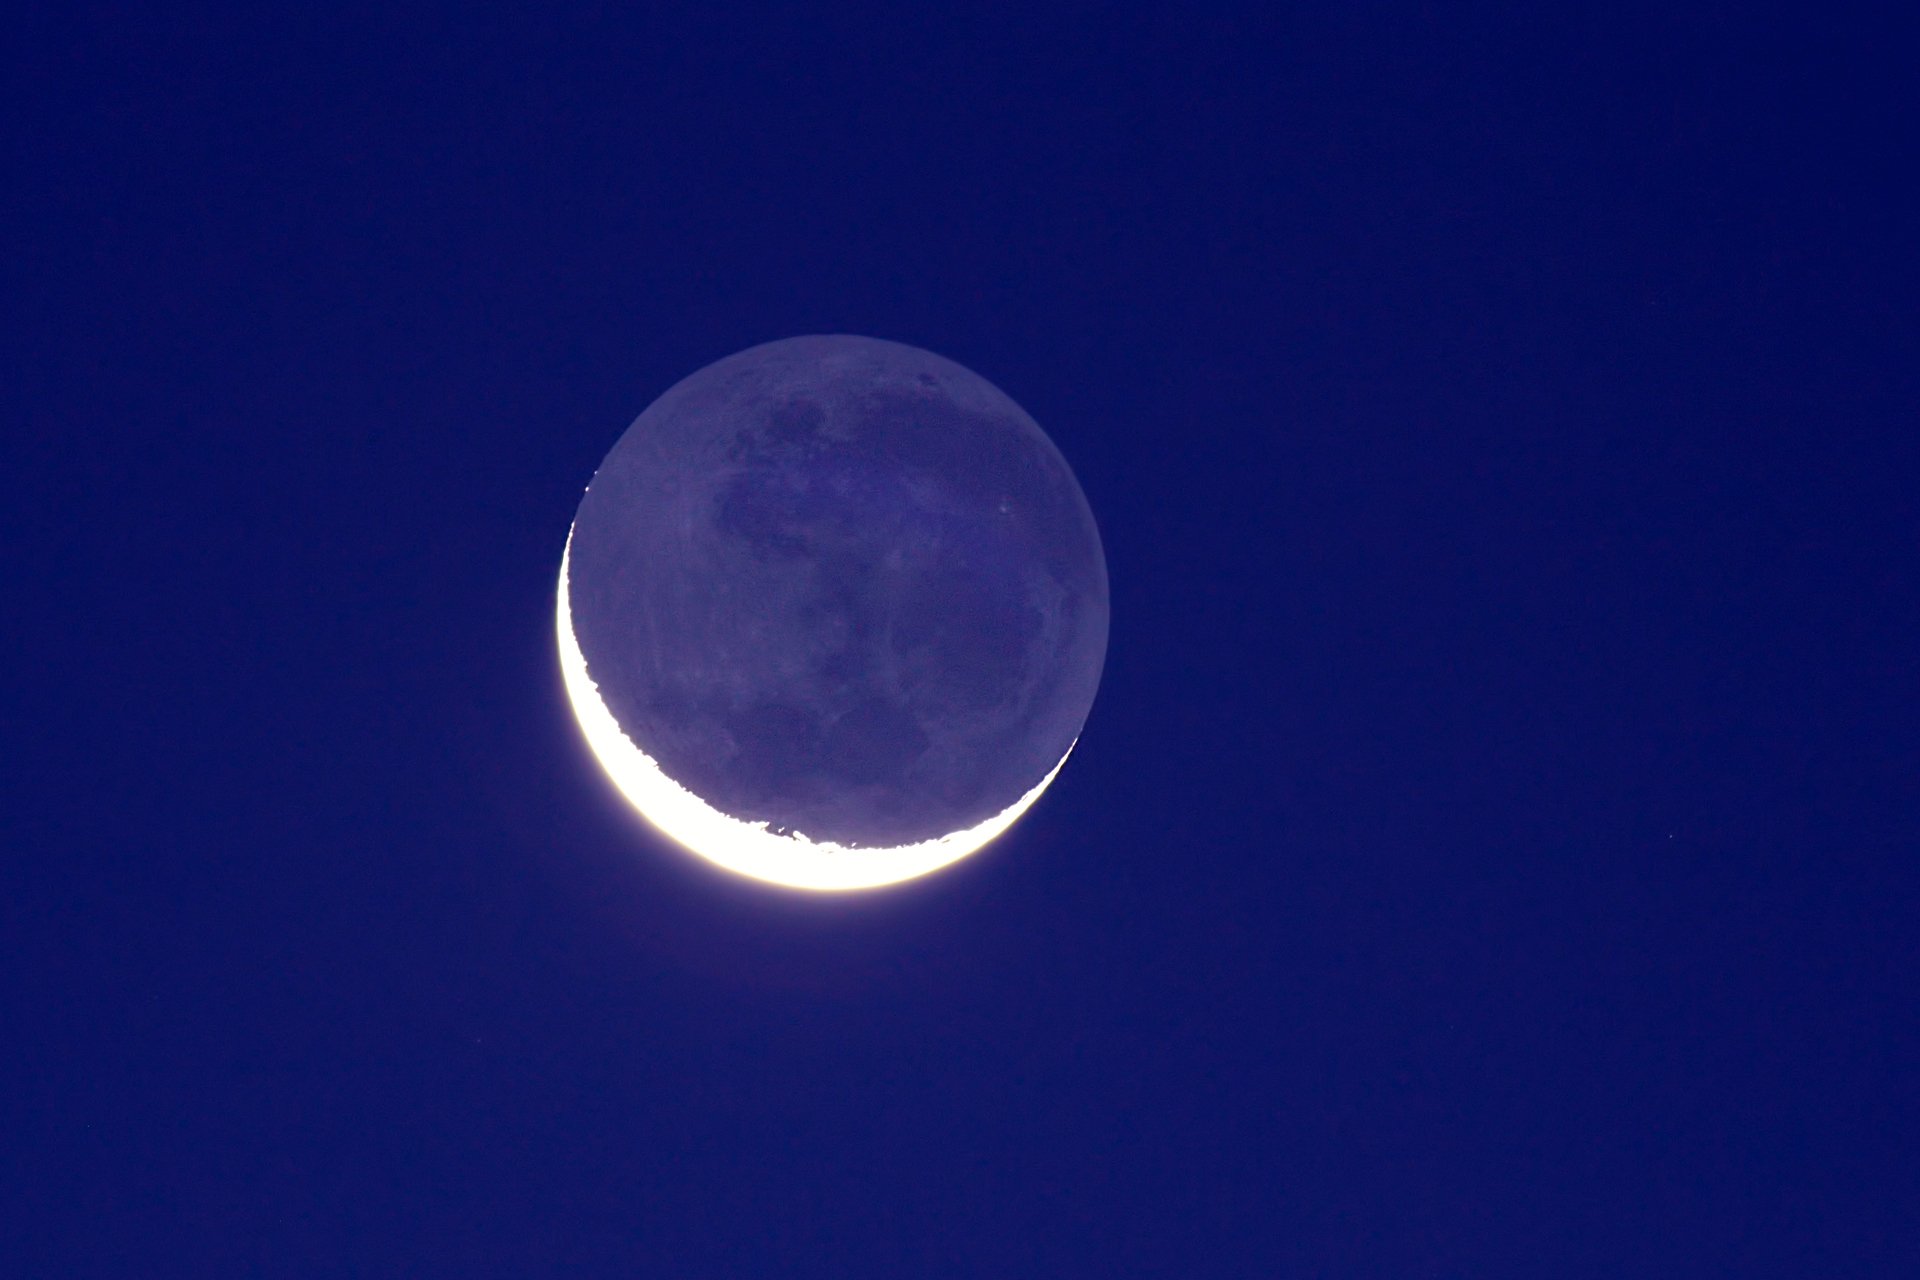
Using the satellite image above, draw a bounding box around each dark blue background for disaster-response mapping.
[6,3,1915,1274]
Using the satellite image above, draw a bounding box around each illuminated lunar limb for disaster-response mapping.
[558,535,1073,891]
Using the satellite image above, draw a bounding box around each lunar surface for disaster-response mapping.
[559,335,1108,890]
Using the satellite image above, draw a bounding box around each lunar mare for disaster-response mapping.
[559,536,1073,891]
[559,334,1107,891]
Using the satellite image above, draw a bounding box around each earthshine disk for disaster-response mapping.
[558,335,1108,891]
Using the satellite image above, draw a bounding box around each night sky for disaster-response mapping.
[7,4,1916,1274]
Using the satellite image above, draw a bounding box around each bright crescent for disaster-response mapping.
[557,530,1073,892]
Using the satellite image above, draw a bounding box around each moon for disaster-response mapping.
[558,335,1108,891]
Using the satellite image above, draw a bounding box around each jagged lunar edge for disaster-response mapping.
[556,529,1073,891]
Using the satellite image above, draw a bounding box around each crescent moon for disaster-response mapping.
[557,531,1073,892]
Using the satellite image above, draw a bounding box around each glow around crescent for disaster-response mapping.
[556,530,1072,892]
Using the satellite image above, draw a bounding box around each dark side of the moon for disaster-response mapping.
[566,335,1109,849]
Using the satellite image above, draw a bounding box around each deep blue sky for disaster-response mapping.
[6,3,1916,1274]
